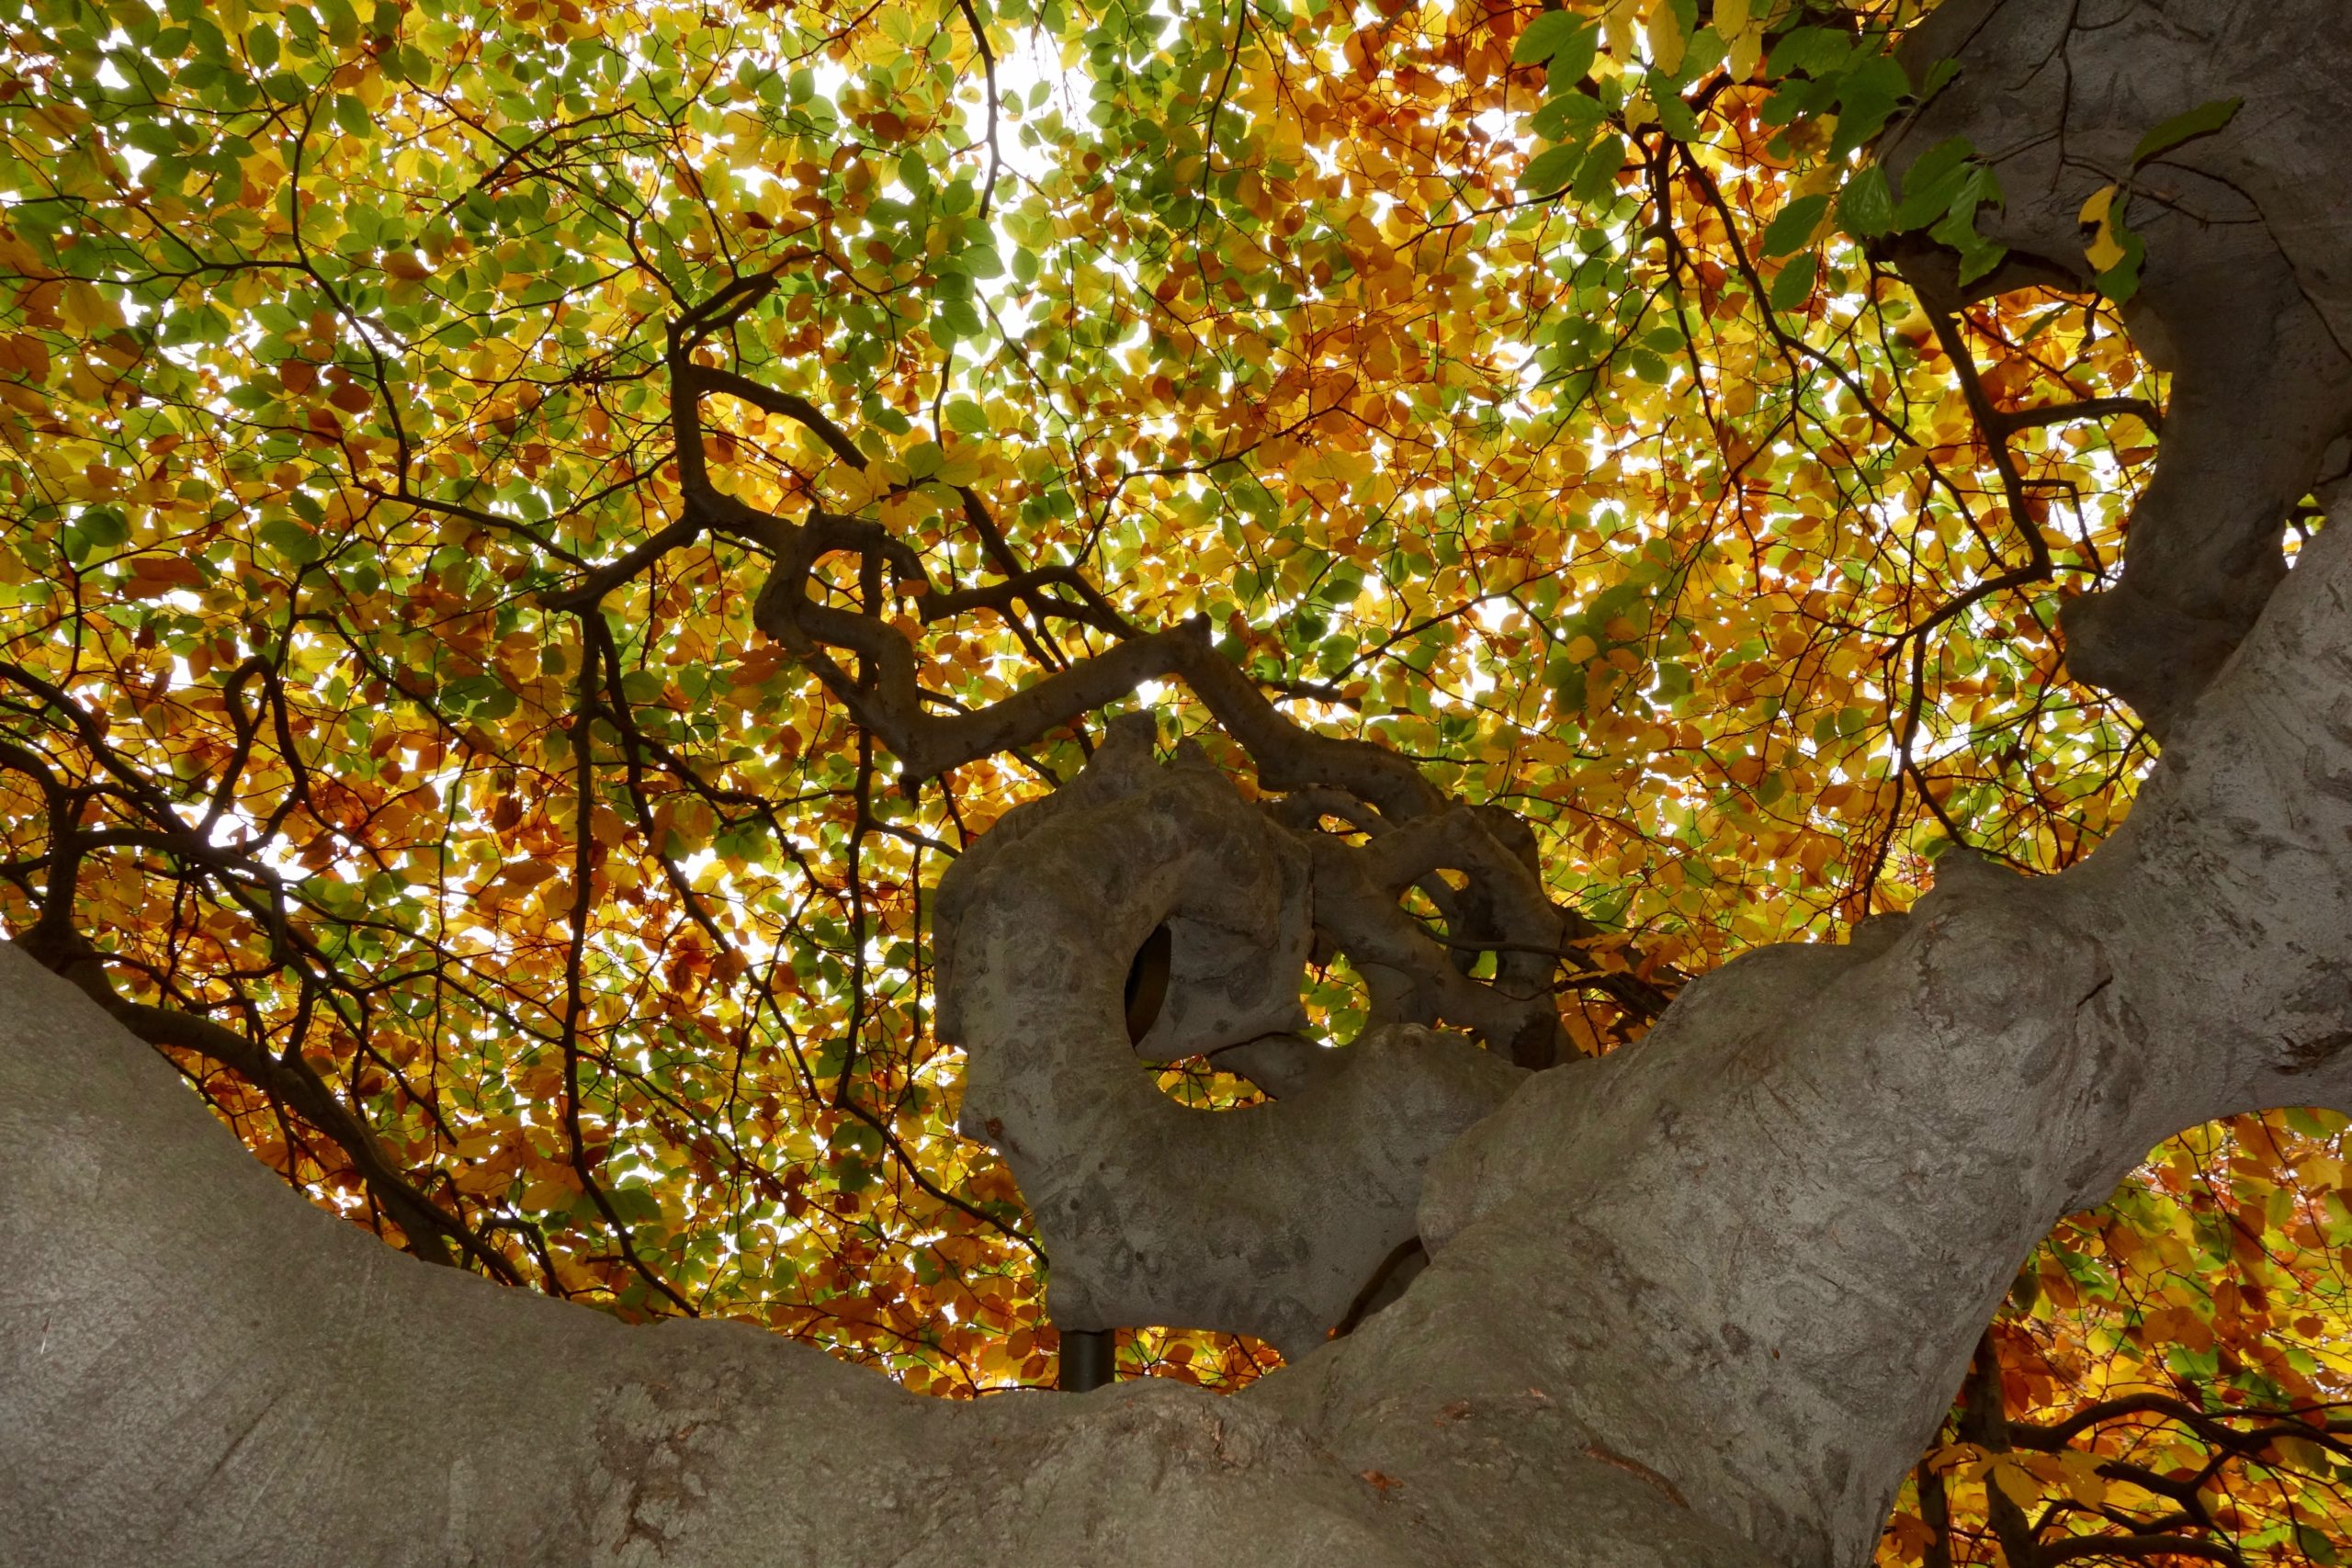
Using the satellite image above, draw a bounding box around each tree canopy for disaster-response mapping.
[3,0,2348,1561]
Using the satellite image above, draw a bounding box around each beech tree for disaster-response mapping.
[4,0,2351,1562]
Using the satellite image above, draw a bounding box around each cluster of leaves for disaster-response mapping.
[1885,1111,2352,1566]
[0,0,2343,1553]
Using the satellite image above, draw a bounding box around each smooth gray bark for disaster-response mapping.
[6,3,2351,1565]
[933,723,1528,1355]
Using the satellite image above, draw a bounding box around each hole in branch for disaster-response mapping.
[1151,1055,1271,1111]
[1301,947,1372,1043]
[1124,921,1173,1046]
[1404,875,1503,980]
[1116,1324,1285,1389]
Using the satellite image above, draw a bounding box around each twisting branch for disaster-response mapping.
[655,279,1452,813]
[627,278,1666,1060]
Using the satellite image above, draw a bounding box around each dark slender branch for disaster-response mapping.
[1917,1453,1957,1568]
[555,638,699,1317]
[2013,1393,2352,1455]
[1961,1330,2046,1568]
[955,0,1001,221]
[540,514,702,614]
[1988,395,2165,437]
[2039,1537,2246,1566]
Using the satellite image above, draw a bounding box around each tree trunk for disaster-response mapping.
[6,3,2350,1564]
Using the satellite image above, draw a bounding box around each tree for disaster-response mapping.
[4,0,2351,1561]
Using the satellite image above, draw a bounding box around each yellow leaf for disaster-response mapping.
[2078,184,2128,270]
[1929,1441,1984,1477]
[2085,224,2128,273]
[1647,3,1688,73]
[2057,1452,2108,1507]
[59,279,121,332]
[1987,1456,2041,1510]
[1729,27,1763,80]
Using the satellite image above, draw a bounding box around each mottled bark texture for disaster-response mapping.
[6,3,2351,1565]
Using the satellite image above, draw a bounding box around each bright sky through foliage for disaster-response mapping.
[3,0,2349,1558]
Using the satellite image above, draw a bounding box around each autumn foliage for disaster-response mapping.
[1,0,2347,1558]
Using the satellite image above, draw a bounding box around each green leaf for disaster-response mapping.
[1530,89,1604,144]
[1927,162,2007,285]
[1769,254,1817,312]
[1770,27,1856,79]
[1828,55,1911,158]
[1512,11,1588,68]
[1520,141,1585,194]
[1760,192,1830,258]
[937,298,986,338]
[1544,24,1600,90]
[257,518,320,566]
[316,0,360,48]
[79,506,130,550]
[1951,230,2009,288]
[2091,209,2145,301]
[1655,87,1699,143]
[1571,135,1626,203]
[1891,137,1976,231]
[944,400,989,434]
[1838,165,1894,239]
[2131,96,2243,164]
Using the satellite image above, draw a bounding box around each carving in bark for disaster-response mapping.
[6,5,2352,1567]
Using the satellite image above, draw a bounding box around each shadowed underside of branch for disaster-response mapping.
[6,5,2352,1568]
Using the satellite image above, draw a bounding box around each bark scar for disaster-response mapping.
[1580,1441,1689,1508]
[2278,1029,2352,1075]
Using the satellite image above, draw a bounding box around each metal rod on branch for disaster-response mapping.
[1057,1327,1115,1393]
